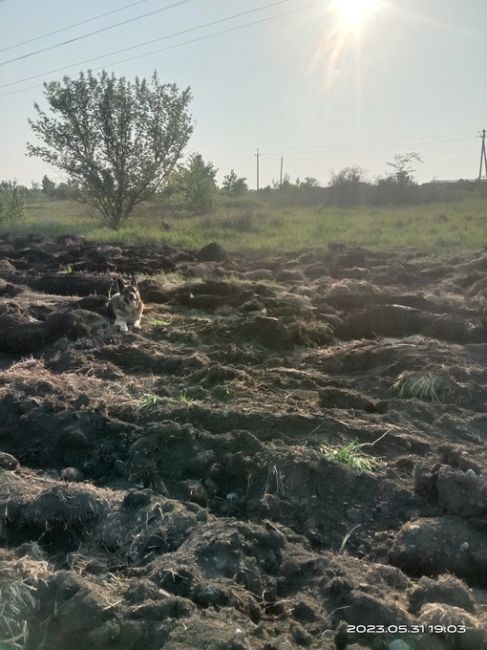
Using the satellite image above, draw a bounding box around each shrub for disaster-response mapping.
[0,181,26,223]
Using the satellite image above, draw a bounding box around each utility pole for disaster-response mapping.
[255,148,260,192]
[279,156,284,187]
[479,129,487,181]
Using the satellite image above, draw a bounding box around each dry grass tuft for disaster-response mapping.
[0,555,49,650]
[392,370,456,403]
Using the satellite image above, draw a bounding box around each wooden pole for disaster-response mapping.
[256,148,260,192]
[479,129,486,180]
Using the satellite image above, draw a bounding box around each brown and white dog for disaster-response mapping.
[108,277,144,332]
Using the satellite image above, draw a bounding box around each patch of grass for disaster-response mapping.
[146,317,172,327]
[263,464,287,497]
[291,319,335,346]
[137,393,160,412]
[339,524,361,554]
[392,370,452,402]
[0,557,49,650]
[13,194,487,254]
[321,440,382,473]
[165,392,200,407]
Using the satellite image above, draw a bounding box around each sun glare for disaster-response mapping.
[332,0,381,30]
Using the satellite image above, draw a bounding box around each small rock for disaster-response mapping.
[0,451,19,470]
[292,600,317,623]
[192,584,229,608]
[60,467,84,482]
[0,259,16,274]
[291,624,313,647]
[122,490,152,510]
[196,242,226,262]
[196,509,208,522]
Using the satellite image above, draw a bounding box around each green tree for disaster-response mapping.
[301,176,321,188]
[55,179,81,200]
[329,166,367,206]
[172,153,218,214]
[375,152,423,204]
[222,169,249,196]
[27,70,193,229]
[41,174,56,196]
[222,169,248,196]
[280,173,293,189]
[387,152,422,186]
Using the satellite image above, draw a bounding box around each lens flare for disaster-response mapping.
[332,0,381,30]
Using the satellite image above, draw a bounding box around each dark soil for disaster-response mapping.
[1,235,487,649]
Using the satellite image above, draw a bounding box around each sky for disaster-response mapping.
[0,0,486,188]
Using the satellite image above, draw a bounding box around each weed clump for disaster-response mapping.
[0,554,49,650]
[321,441,382,473]
[392,370,455,402]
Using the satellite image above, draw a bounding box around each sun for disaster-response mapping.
[332,0,381,30]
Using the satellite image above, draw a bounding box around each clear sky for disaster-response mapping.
[0,0,486,188]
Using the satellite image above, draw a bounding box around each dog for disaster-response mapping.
[108,277,144,332]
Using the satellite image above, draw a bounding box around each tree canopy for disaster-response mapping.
[28,70,193,229]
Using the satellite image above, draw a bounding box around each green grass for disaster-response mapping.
[146,317,172,327]
[6,194,487,254]
[165,392,200,407]
[321,440,383,473]
[137,393,161,412]
[392,370,451,402]
[137,391,199,413]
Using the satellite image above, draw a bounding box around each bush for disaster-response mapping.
[329,167,369,207]
[0,181,26,223]
[168,153,218,214]
[222,170,248,196]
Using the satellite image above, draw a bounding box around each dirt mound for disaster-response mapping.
[1,235,487,649]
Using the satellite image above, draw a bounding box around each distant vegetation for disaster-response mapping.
[0,181,26,224]
[0,180,484,254]
[1,65,485,252]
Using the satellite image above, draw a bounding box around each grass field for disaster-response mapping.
[5,194,487,254]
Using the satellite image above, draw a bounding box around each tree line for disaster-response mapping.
[0,70,481,227]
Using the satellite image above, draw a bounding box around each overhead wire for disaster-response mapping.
[0,0,192,66]
[0,0,320,94]
[259,133,477,157]
[0,0,152,54]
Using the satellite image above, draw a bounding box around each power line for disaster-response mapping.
[0,0,152,54]
[0,0,192,67]
[0,0,317,93]
[259,133,476,156]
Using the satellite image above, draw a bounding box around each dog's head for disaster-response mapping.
[116,277,140,308]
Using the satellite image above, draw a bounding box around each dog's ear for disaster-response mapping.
[116,278,126,293]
